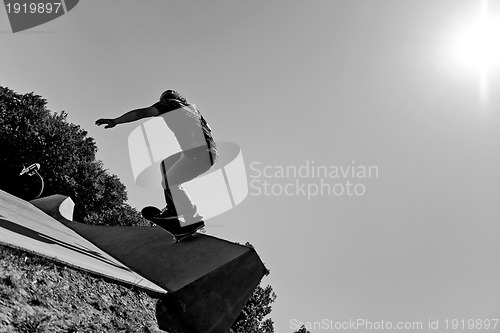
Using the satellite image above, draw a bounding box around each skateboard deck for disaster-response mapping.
[141,206,205,242]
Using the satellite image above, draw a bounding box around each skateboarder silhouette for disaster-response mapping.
[96,90,218,239]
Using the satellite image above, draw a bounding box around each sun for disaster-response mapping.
[449,0,500,104]
[454,18,500,71]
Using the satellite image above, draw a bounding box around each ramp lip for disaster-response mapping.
[31,194,74,224]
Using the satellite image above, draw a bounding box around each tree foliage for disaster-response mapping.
[230,269,276,333]
[0,86,147,226]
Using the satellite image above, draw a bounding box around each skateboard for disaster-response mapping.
[141,206,205,242]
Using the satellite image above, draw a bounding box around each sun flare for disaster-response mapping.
[455,19,500,71]
[449,0,500,104]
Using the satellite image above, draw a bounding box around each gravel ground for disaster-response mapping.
[0,244,165,333]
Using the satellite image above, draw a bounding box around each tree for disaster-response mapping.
[0,86,148,226]
[230,243,276,333]
[230,272,276,333]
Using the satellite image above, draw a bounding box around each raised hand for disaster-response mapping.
[95,118,116,129]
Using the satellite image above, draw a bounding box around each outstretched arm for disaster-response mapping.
[95,106,159,129]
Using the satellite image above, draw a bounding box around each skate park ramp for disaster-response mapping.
[0,189,267,333]
[0,189,165,294]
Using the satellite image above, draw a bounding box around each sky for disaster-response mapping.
[2,1,500,332]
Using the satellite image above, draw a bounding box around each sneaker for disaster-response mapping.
[177,221,205,235]
[182,213,204,224]
[157,205,178,220]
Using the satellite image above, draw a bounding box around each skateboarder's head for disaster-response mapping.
[160,90,188,105]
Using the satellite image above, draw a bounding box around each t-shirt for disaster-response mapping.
[152,99,216,152]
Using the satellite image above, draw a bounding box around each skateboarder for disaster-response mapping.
[95,90,218,237]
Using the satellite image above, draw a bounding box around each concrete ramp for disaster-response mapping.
[25,193,267,333]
